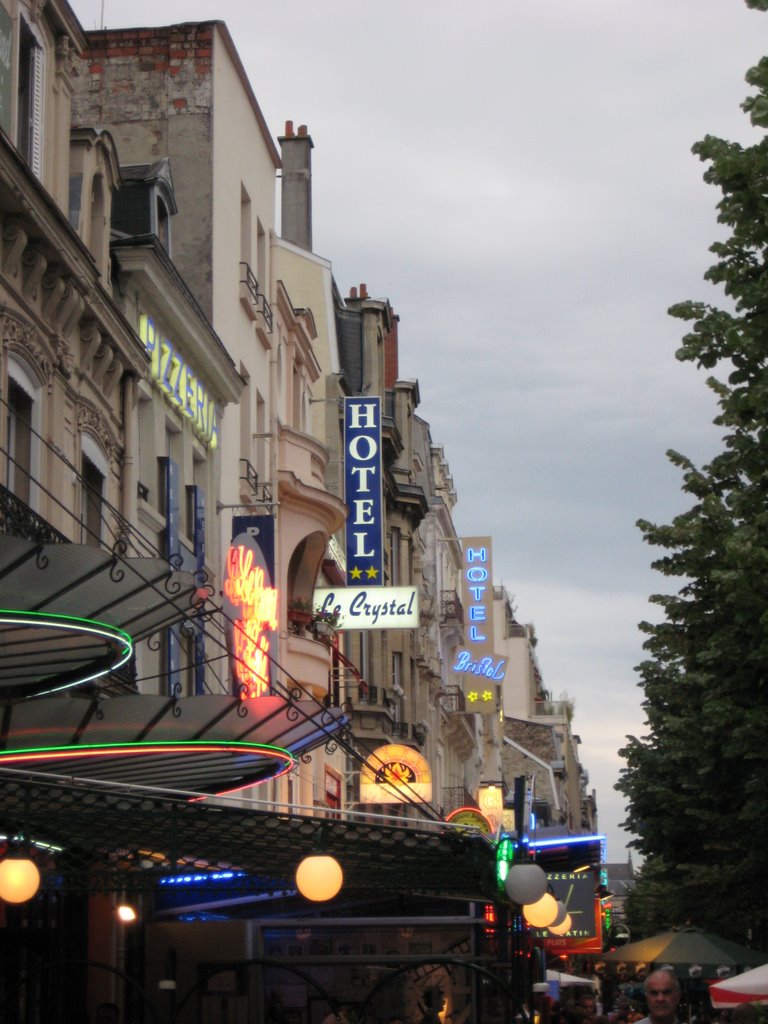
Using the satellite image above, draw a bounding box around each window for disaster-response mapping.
[6,359,41,508]
[17,18,43,177]
[389,527,401,585]
[81,454,104,546]
[81,434,108,547]
[6,378,33,504]
[324,767,342,818]
[392,651,403,694]
[156,196,170,251]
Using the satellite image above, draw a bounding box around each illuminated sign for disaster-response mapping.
[344,397,383,584]
[360,743,432,803]
[478,783,504,834]
[457,537,506,712]
[313,586,418,630]
[533,870,603,953]
[224,518,278,698]
[139,314,219,448]
[446,807,492,834]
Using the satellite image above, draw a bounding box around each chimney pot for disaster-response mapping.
[349,286,358,299]
[360,283,368,298]
[284,120,294,136]
[298,124,308,136]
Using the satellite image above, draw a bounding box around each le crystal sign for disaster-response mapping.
[314,586,418,630]
[344,397,383,585]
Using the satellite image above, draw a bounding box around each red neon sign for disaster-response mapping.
[224,543,278,698]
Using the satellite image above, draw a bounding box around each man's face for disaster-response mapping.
[645,974,680,1024]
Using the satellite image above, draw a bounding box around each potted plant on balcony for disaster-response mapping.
[311,605,341,640]
[287,597,314,632]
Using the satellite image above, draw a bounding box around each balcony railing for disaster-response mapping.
[440,589,464,626]
[0,483,68,544]
[239,261,259,304]
[438,685,466,713]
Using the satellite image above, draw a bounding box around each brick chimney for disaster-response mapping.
[279,120,313,251]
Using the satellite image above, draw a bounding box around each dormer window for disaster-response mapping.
[111,159,178,254]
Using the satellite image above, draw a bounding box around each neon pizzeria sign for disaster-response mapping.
[139,314,219,448]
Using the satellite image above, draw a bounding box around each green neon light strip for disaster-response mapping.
[0,740,294,760]
[0,608,134,693]
[0,741,297,799]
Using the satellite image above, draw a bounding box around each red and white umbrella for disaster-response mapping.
[709,963,768,1008]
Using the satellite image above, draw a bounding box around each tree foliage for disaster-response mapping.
[617,10,768,948]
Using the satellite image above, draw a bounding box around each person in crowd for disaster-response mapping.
[638,969,681,1024]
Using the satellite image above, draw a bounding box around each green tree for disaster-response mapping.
[618,1,768,947]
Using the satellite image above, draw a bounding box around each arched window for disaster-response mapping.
[81,433,108,547]
[5,356,41,508]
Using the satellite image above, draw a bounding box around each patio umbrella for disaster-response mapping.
[601,928,766,979]
[547,970,595,988]
[709,963,768,1007]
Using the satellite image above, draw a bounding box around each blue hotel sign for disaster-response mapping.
[344,397,384,585]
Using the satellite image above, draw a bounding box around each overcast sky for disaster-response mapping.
[74,0,765,861]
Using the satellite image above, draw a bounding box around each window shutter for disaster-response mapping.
[29,43,43,178]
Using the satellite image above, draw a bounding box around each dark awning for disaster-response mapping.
[0,694,347,795]
[0,769,498,902]
[0,537,199,696]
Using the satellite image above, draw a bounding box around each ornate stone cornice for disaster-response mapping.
[76,400,120,466]
[1,309,53,384]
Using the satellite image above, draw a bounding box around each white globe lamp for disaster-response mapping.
[548,912,572,935]
[523,891,559,928]
[504,861,548,905]
[0,856,41,903]
[295,854,343,902]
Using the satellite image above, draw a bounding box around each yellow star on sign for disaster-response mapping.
[482,690,494,702]
[467,690,479,703]
[366,566,379,579]
[350,566,363,579]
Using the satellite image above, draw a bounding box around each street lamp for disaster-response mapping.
[295,854,343,901]
[0,854,40,903]
[504,861,548,905]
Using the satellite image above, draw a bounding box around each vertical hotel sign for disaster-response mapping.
[224,516,278,699]
[344,397,383,585]
[456,537,505,713]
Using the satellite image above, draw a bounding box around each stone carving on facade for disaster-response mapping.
[79,318,102,371]
[2,218,29,280]
[76,401,119,466]
[41,265,68,324]
[21,244,48,302]
[55,35,80,79]
[1,311,53,384]
[51,334,75,379]
[27,0,46,23]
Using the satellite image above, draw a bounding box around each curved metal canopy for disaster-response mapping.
[0,694,347,795]
[0,536,199,696]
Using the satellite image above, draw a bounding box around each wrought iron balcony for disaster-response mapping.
[440,589,464,626]
[0,483,67,544]
[438,685,466,713]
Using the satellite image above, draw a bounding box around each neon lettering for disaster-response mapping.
[224,543,278,698]
[452,650,506,681]
[139,314,218,448]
